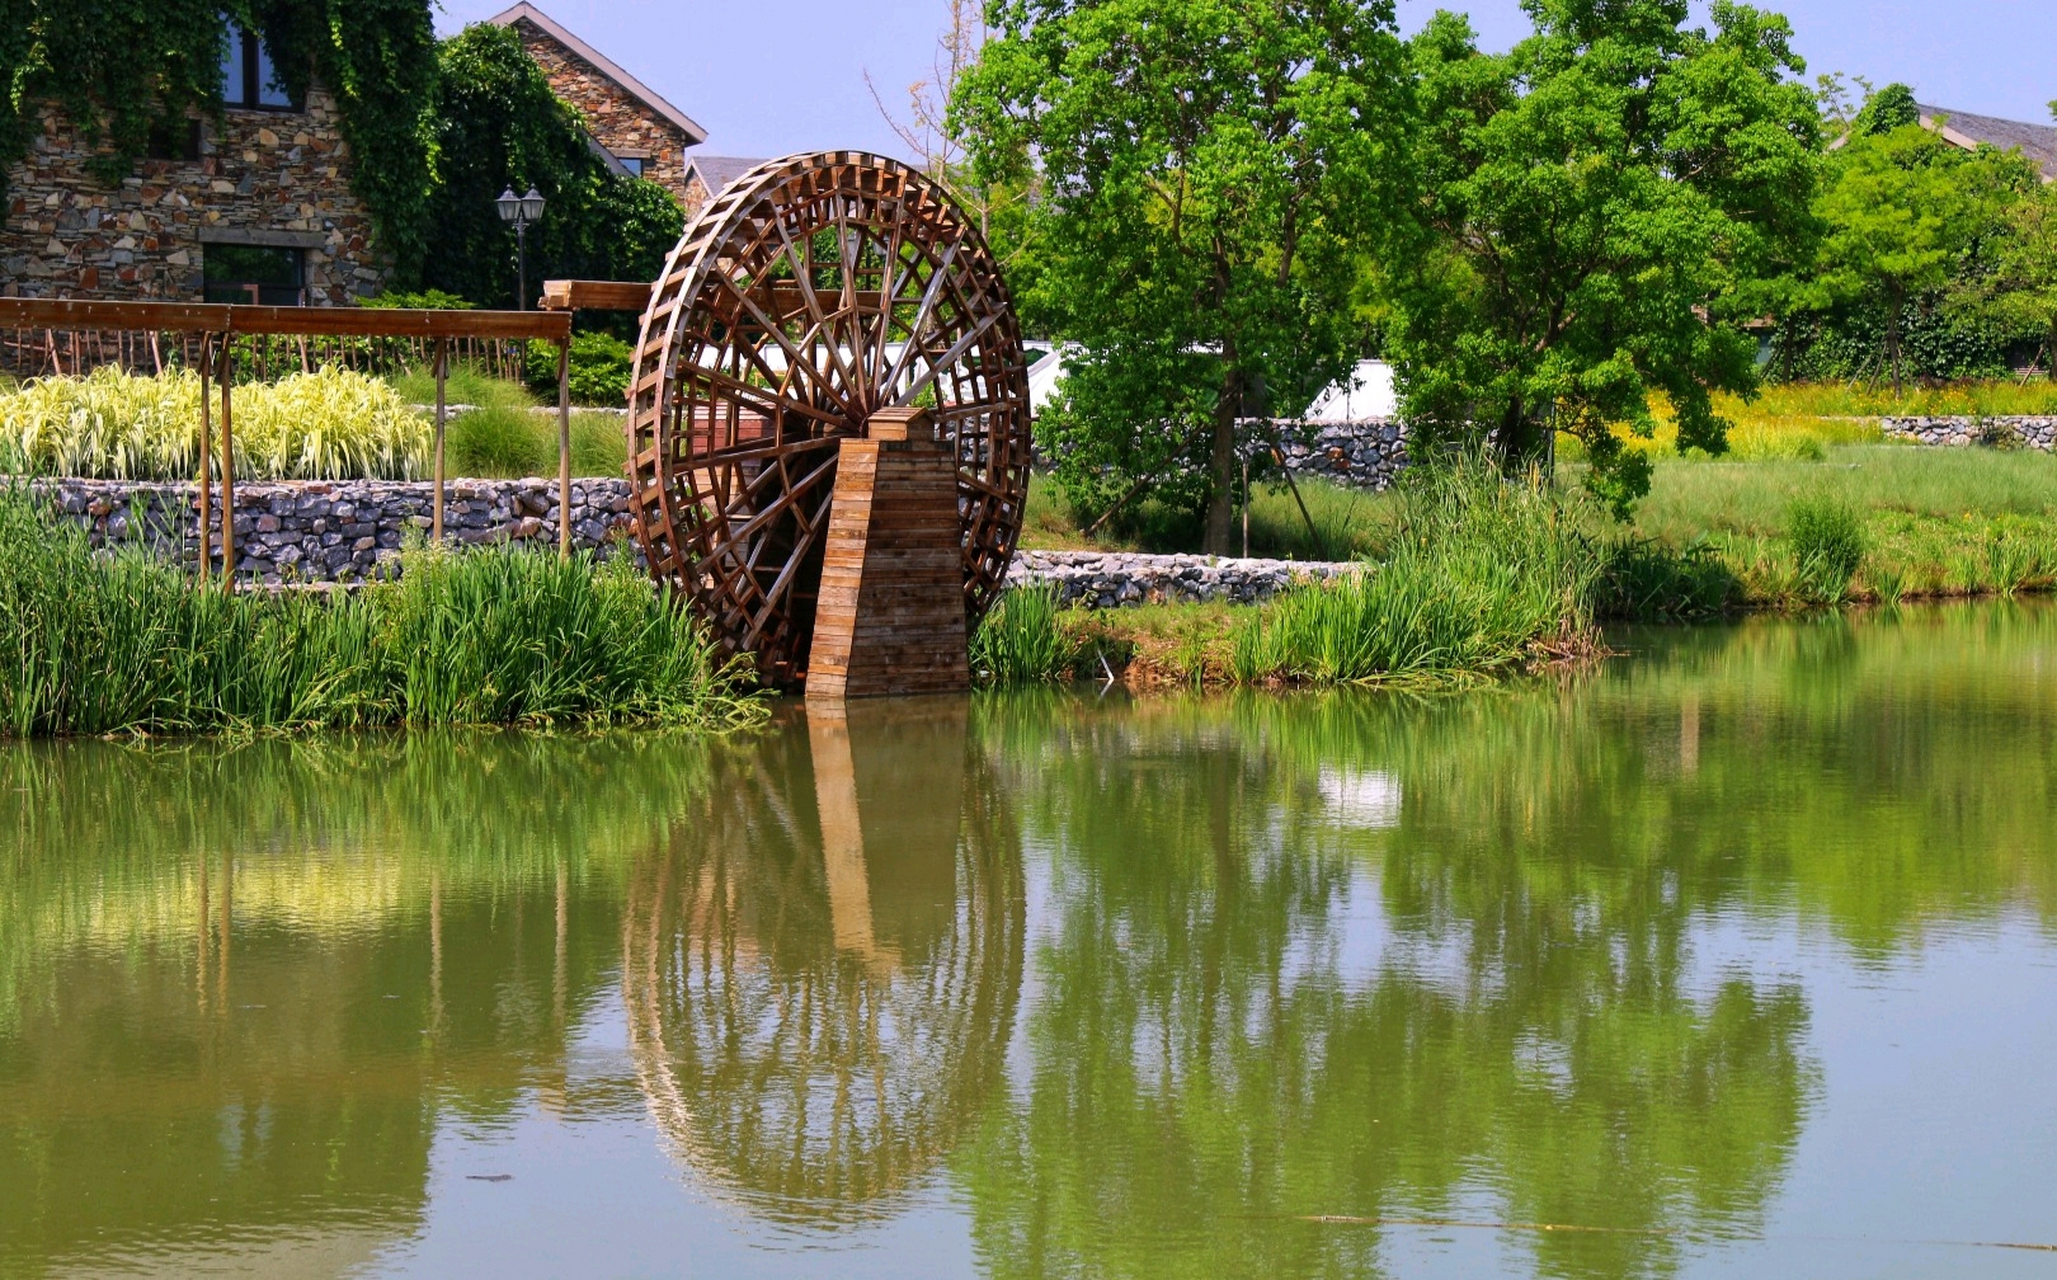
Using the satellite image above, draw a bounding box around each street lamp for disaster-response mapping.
[496,185,546,310]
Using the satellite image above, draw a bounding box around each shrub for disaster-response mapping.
[0,487,763,737]
[1786,494,1867,602]
[360,288,476,310]
[0,366,431,480]
[526,331,635,406]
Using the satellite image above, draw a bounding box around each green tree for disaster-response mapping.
[1382,0,1820,516]
[1950,164,2057,381]
[953,0,1410,553]
[1810,112,2031,394]
[422,23,681,313]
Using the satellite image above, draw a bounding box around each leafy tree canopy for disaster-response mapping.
[1807,110,2034,392]
[419,23,682,317]
[953,0,1412,553]
[1376,0,1821,516]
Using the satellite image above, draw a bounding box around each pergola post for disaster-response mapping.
[556,338,571,559]
[220,338,236,595]
[433,337,448,541]
[197,335,213,585]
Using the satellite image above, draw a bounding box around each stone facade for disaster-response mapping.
[1,89,384,304]
[44,477,635,584]
[1882,416,2057,451]
[499,8,703,209]
[1007,550,1360,608]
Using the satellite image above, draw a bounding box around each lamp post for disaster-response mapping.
[495,185,546,310]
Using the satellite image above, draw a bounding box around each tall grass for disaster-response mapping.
[969,583,1083,685]
[1786,494,1867,603]
[0,488,763,737]
[0,366,430,479]
[1232,458,1601,685]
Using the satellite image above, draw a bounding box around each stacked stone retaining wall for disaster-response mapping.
[32,477,1366,606]
[1006,550,1359,608]
[1266,418,1408,489]
[40,477,635,584]
[1882,417,2057,450]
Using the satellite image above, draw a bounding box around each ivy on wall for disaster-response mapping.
[419,24,681,316]
[0,0,438,280]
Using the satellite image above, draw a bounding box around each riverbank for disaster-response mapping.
[0,490,764,738]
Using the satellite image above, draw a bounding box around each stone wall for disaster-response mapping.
[1882,416,2057,450]
[1267,418,1407,489]
[1,89,384,305]
[510,18,693,208]
[43,477,635,584]
[1007,550,1359,608]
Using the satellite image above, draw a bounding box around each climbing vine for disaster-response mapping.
[0,0,438,280]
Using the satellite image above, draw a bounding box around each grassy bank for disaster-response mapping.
[981,460,1603,688]
[0,490,764,737]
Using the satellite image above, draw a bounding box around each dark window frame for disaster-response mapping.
[221,21,299,112]
[203,242,308,307]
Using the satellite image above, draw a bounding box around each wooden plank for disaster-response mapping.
[0,297,570,341]
[538,279,655,313]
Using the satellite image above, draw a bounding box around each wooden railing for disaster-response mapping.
[0,298,578,586]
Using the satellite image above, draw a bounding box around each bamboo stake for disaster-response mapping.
[433,337,448,541]
[220,339,236,594]
[197,335,212,585]
[557,338,572,558]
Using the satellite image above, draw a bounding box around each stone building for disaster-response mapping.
[0,21,385,304]
[490,3,708,209]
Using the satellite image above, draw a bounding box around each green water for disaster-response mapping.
[5,605,2057,1278]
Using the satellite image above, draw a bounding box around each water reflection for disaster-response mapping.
[625,698,1024,1223]
[3,604,2057,1277]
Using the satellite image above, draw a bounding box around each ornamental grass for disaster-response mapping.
[0,365,431,480]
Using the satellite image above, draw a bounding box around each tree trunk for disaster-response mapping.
[1496,396,1543,469]
[1886,293,1904,397]
[2046,317,2056,382]
[1204,364,1241,557]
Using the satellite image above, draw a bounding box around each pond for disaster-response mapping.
[5,603,2057,1279]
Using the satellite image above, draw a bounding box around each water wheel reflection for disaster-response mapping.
[622,699,1024,1224]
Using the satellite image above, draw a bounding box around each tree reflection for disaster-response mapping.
[624,698,1026,1224]
[962,692,1818,1280]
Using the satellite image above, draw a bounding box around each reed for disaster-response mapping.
[1232,458,1601,685]
[0,488,764,738]
[969,582,1084,685]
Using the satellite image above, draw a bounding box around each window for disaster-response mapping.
[618,156,645,178]
[221,21,295,109]
[204,243,305,305]
[146,118,203,162]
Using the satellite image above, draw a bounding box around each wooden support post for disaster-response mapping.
[197,336,213,585]
[220,339,236,594]
[556,338,572,558]
[805,406,970,700]
[432,337,448,541]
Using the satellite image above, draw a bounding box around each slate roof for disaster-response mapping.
[685,155,771,198]
[1917,103,2057,180]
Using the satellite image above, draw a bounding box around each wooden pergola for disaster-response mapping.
[0,298,574,589]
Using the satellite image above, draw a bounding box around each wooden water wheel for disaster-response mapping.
[627,152,1032,686]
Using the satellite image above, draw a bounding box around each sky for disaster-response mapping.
[434,0,2057,164]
